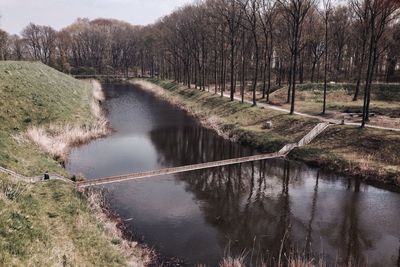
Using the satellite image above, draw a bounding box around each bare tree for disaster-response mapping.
[321,0,332,114]
[351,0,370,101]
[278,0,315,114]
[259,0,277,101]
[0,28,8,60]
[240,0,261,106]
[331,6,350,81]
[212,0,243,101]
[385,22,400,82]
[359,0,399,127]
[21,23,57,65]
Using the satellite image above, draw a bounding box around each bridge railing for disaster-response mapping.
[71,74,137,79]
[298,123,330,147]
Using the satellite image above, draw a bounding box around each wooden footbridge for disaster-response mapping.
[77,152,283,188]
[76,122,330,189]
[72,74,136,80]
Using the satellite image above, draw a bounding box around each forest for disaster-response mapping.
[0,0,399,127]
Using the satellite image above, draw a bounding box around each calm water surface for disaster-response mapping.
[66,83,400,266]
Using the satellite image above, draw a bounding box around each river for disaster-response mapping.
[66,82,400,266]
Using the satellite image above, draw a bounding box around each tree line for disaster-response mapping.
[0,0,399,126]
[0,18,141,76]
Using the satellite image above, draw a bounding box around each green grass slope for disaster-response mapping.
[0,173,129,266]
[0,61,94,175]
[0,61,141,266]
[296,83,400,101]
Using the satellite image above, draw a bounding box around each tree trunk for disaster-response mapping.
[262,50,267,99]
[361,33,375,128]
[252,36,259,106]
[267,53,272,102]
[230,38,236,101]
[287,56,293,104]
[290,23,300,115]
[311,61,316,83]
[241,31,246,103]
[365,44,379,122]
[353,37,367,101]
[323,14,329,115]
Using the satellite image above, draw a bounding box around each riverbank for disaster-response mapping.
[0,61,150,266]
[131,79,400,190]
[0,172,150,266]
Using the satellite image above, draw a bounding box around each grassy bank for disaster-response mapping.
[0,61,96,175]
[0,61,148,266]
[26,79,109,162]
[0,173,147,266]
[136,78,400,189]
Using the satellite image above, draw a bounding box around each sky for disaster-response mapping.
[0,0,194,35]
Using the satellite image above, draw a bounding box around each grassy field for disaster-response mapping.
[266,83,400,128]
[0,61,147,266]
[143,79,400,189]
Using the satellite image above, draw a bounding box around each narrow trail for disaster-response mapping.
[222,92,400,132]
[0,166,73,184]
[76,122,330,188]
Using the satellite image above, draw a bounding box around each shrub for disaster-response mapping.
[70,66,96,76]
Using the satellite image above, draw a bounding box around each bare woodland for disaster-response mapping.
[0,0,399,126]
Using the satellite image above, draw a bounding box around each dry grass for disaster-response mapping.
[131,79,166,97]
[0,178,29,201]
[219,255,246,267]
[218,255,326,267]
[91,79,106,102]
[26,80,110,161]
[288,259,323,267]
[84,188,153,266]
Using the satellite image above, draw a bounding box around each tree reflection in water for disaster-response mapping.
[149,126,399,266]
